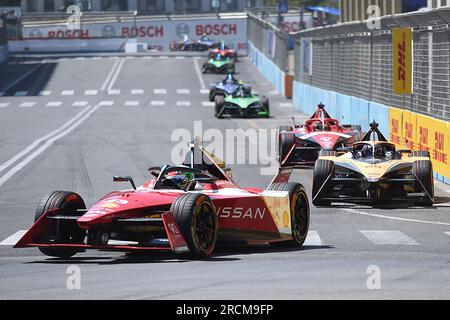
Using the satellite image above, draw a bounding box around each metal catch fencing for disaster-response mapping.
[293,7,450,121]
[247,12,288,72]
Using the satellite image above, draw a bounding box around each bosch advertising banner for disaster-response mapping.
[392,28,413,95]
[20,17,248,54]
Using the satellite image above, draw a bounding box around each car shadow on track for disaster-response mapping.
[24,243,334,265]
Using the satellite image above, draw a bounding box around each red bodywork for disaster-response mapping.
[209,48,237,60]
[280,106,363,167]
[15,152,294,255]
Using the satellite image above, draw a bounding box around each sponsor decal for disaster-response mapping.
[393,28,412,95]
[195,24,237,36]
[102,25,116,37]
[217,207,266,219]
[176,23,190,38]
[122,26,164,38]
[283,211,289,228]
[167,223,180,235]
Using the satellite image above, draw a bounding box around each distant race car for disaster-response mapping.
[209,41,238,61]
[202,53,235,74]
[208,73,240,101]
[15,140,310,259]
[169,36,221,52]
[214,83,270,118]
[312,122,434,207]
[278,104,363,167]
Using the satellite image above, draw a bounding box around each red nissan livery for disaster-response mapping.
[15,140,310,259]
[278,104,363,167]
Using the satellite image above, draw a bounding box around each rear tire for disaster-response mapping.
[34,191,86,258]
[412,160,434,207]
[278,132,295,165]
[268,183,310,247]
[312,160,334,206]
[279,125,293,133]
[171,193,218,258]
[215,96,225,118]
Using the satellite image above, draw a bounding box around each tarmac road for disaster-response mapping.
[0,55,449,300]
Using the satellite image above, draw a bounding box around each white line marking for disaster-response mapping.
[360,230,420,246]
[0,102,10,108]
[46,101,62,107]
[143,56,153,60]
[177,89,190,95]
[154,89,167,95]
[159,56,168,59]
[100,58,120,91]
[99,101,114,106]
[175,56,186,59]
[150,101,165,106]
[304,231,323,246]
[106,59,125,92]
[39,90,52,96]
[0,230,27,246]
[125,101,140,106]
[14,91,28,97]
[19,102,35,108]
[73,101,88,107]
[445,232,450,236]
[75,57,85,60]
[108,89,121,95]
[193,58,206,90]
[202,102,215,107]
[177,101,191,107]
[279,102,293,108]
[341,208,450,226]
[0,104,100,187]
[84,90,98,96]
[61,90,74,96]
[200,89,210,94]
[132,89,144,95]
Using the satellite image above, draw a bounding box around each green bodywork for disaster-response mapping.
[225,95,261,109]
[208,59,232,68]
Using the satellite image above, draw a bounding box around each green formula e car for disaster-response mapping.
[202,53,235,74]
[214,84,270,118]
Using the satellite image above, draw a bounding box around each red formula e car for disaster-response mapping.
[278,104,363,167]
[15,141,310,259]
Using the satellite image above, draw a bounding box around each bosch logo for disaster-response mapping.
[176,23,190,39]
[102,25,116,38]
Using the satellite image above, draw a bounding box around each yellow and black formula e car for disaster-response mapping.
[312,122,434,207]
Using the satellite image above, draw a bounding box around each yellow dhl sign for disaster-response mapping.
[389,107,450,178]
[392,28,413,95]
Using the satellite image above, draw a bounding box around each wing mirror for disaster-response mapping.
[113,176,137,190]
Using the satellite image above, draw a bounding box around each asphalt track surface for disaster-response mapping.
[0,55,449,300]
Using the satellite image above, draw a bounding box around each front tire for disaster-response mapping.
[171,193,218,258]
[412,160,434,207]
[34,191,86,258]
[215,95,225,118]
[278,132,295,165]
[312,160,334,206]
[268,183,310,247]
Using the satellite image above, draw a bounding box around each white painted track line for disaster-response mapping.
[445,232,450,236]
[73,101,88,107]
[108,89,121,95]
[202,102,214,107]
[125,101,140,107]
[304,231,323,246]
[99,101,114,106]
[0,230,27,246]
[39,90,52,96]
[85,90,98,96]
[19,102,36,108]
[200,89,210,94]
[150,101,165,106]
[177,89,190,94]
[154,89,167,95]
[61,90,74,96]
[279,102,293,108]
[193,58,206,90]
[0,102,10,108]
[132,89,144,95]
[46,101,62,107]
[360,231,420,245]
[177,101,191,107]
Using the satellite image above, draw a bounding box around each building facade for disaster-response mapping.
[339,0,428,23]
[19,0,264,14]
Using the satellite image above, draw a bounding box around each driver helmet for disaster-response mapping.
[314,121,323,131]
[166,171,195,189]
[215,53,222,60]
[324,123,331,131]
[361,145,373,158]
[374,145,385,159]
[225,73,235,84]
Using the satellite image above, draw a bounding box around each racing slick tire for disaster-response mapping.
[319,151,337,157]
[34,191,87,258]
[171,193,218,259]
[278,132,295,165]
[412,160,434,207]
[410,151,431,158]
[268,183,310,247]
[261,97,270,117]
[279,125,294,133]
[215,96,225,118]
[312,160,334,207]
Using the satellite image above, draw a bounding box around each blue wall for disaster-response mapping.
[248,41,285,94]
